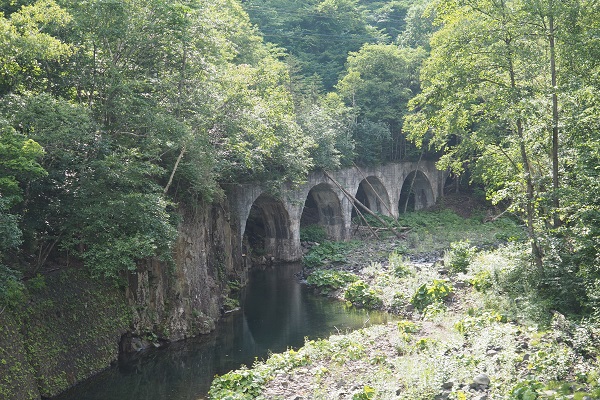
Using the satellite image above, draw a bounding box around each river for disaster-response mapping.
[53,262,391,400]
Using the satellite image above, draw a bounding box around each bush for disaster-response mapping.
[300,224,328,242]
[389,251,412,278]
[445,240,477,273]
[470,270,493,292]
[410,279,453,311]
[208,367,265,400]
[302,241,358,268]
[0,265,25,308]
[454,308,507,336]
[344,280,383,309]
[397,320,420,341]
[352,385,376,400]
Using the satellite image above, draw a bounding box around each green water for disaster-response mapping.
[53,263,390,400]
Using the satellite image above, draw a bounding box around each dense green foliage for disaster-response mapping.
[302,240,360,268]
[0,0,434,298]
[243,0,434,164]
[344,279,383,308]
[306,269,359,293]
[405,0,600,314]
[0,0,318,291]
[0,0,598,324]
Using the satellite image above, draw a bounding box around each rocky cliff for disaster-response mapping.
[0,199,243,399]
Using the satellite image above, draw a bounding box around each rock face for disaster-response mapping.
[125,201,242,342]
[0,198,244,398]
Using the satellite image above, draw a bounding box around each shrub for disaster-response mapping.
[470,270,493,292]
[397,320,420,334]
[389,251,412,278]
[300,224,328,242]
[0,265,25,308]
[302,241,358,268]
[454,309,507,336]
[445,240,477,273]
[397,320,420,341]
[352,385,376,400]
[410,279,453,311]
[208,367,265,400]
[344,280,383,309]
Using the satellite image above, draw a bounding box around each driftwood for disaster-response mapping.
[352,162,394,216]
[324,171,404,239]
[402,151,423,214]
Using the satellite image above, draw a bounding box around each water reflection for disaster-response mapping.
[53,263,390,400]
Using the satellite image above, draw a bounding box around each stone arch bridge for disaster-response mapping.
[227,161,446,263]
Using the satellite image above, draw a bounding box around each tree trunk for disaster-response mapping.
[549,14,561,227]
[517,119,544,273]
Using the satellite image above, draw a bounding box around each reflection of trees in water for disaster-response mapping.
[55,264,390,400]
[243,263,306,351]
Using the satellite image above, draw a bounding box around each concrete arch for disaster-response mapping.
[300,183,346,240]
[398,170,435,212]
[352,176,392,219]
[243,193,294,261]
[230,161,446,264]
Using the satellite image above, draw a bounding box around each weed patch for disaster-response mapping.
[344,280,383,309]
[306,269,359,294]
[410,279,453,312]
[302,241,359,269]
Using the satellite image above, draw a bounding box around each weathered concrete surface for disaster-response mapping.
[229,161,445,262]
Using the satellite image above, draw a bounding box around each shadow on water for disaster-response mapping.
[53,263,391,400]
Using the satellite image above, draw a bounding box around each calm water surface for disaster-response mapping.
[53,263,390,400]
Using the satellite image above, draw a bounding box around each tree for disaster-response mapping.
[243,0,385,90]
[405,0,554,269]
[405,0,600,293]
[297,92,355,170]
[337,43,426,162]
[0,121,45,305]
[0,0,72,95]
[0,121,46,250]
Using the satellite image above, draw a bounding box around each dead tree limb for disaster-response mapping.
[324,171,403,239]
[402,151,423,214]
[352,162,393,216]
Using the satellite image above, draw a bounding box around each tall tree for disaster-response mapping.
[406,0,600,281]
[337,43,426,162]
[405,0,552,269]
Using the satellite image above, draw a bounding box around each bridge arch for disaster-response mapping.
[398,170,435,213]
[300,183,345,240]
[243,193,293,261]
[352,176,392,219]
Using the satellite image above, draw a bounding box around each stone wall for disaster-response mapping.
[126,200,242,342]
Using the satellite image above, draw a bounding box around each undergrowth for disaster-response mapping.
[211,210,600,399]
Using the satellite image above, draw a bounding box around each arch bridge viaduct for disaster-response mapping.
[228,161,446,263]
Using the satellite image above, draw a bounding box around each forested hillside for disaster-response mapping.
[0,0,313,296]
[0,0,432,307]
[1,0,599,355]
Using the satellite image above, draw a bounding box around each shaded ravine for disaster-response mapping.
[53,263,391,400]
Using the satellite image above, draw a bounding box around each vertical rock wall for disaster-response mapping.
[126,200,242,341]
[0,197,244,399]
